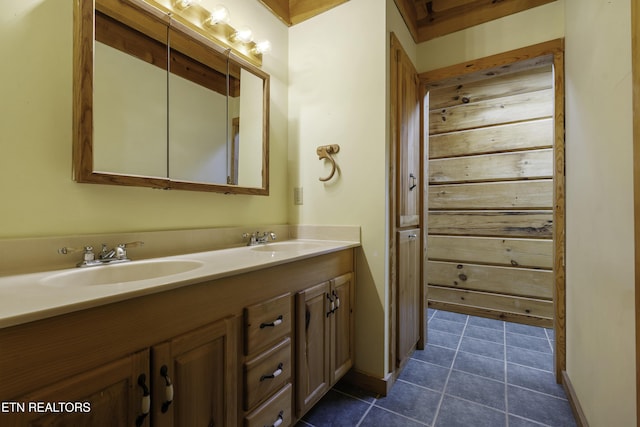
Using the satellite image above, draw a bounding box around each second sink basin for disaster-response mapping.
[40,259,204,287]
[250,241,326,253]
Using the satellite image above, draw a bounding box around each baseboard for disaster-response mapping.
[561,370,589,427]
[344,369,395,396]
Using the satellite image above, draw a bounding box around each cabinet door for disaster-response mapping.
[295,281,331,417]
[152,317,238,427]
[393,37,421,228]
[4,349,150,427]
[397,229,421,367]
[330,273,354,383]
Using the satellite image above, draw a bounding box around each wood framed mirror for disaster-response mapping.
[73,0,269,195]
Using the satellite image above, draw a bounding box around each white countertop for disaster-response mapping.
[0,239,359,329]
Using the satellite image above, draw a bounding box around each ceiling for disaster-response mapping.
[396,0,558,42]
[259,0,557,42]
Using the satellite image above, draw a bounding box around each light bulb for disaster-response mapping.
[173,0,201,9]
[206,5,230,25]
[232,26,253,44]
[253,40,271,55]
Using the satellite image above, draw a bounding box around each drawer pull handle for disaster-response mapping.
[260,315,283,329]
[160,365,174,413]
[409,173,417,191]
[135,374,150,427]
[260,363,284,381]
[265,410,284,427]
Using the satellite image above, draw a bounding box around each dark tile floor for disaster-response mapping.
[295,309,576,427]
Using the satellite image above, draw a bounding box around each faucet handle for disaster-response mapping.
[81,246,96,263]
[57,246,82,255]
[120,241,144,248]
[115,241,144,260]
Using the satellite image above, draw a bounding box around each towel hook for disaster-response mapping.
[317,144,340,182]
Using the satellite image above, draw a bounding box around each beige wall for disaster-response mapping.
[564,0,636,425]
[0,0,288,238]
[288,0,388,376]
[417,0,637,424]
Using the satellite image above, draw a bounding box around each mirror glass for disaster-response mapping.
[229,64,266,188]
[93,12,168,178]
[166,28,229,184]
[74,0,269,194]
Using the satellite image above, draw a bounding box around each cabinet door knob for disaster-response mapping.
[267,410,284,427]
[326,293,335,317]
[260,315,283,329]
[135,374,150,427]
[160,365,174,413]
[260,363,284,381]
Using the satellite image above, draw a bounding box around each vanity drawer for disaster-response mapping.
[244,338,291,410]
[244,383,292,427]
[245,293,292,355]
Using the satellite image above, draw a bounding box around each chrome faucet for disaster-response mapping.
[242,231,277,246]
[99,243,128,262]
[58,241,144,268]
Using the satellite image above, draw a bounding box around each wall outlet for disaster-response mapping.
[294,187,303,205]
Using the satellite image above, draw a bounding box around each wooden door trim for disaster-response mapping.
[632,1,640,424]
[418,38,566,381]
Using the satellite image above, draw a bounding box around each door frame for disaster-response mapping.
[417,39,566,381]
[632,1,640,424]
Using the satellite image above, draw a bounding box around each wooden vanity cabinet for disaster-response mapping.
[151,318,237,427]
[0,249,355,427]
[4,318,238,427]
[242,293,293,427]
[4,350,150,427]
[295,272,354,418]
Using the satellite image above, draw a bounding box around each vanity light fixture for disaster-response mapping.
[205,5,230,26]
[146,0,268,66]
[231,26,254,44]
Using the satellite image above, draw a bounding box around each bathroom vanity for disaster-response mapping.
[0,239,357,427]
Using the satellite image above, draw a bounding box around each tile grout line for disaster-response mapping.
[360,405,432,427]
[432,327,553,356]
[430,311,469,427]
[354,396,376,427]
[545,327,554,353]
[508,383,570,402]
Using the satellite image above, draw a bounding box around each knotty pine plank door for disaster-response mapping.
[427,65,555,327]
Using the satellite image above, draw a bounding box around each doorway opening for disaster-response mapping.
[419,39,566,379]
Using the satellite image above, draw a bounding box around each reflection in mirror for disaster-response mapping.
[167,29,229,184]
[73,0,270,194]
[229,66,266,188]
[93,12,168,178]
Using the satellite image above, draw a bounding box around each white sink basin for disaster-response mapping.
[40,260,204,287]
[250,241,326,253]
